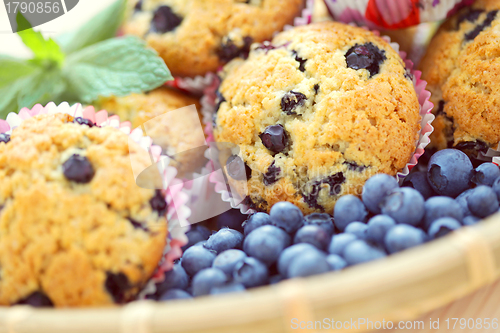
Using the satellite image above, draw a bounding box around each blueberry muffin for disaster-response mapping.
[213,22,421,214]
[124,0,306,77]
[420,0,500,157]
[98,88,206,177]
[0,114,168,307]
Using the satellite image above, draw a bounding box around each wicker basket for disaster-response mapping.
[1,212,499,333]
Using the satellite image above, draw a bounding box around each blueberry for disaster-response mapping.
[493,176,500,201]
[333,195,368,231]
[259,125,289,153]
[342,240,386,265]
[328,233,357,256]
[303,213,335,236]
[292,50,307,72]
[269,201,304,234]
[326,254,347,271]
[181,246,216,276]
[226,155,251,181]
[457,9,483,27]
[344,222,368,240]
[214,89,226,114]
[213,249,247,277]
[467,185,499,218]
[402,171,435,200]
[210,283,246,295]
[362,174,399,214]
[156,263,189,295]
[263,161,281,185]
[128,218,149,232]
[380,187,425,226]
[255,41,277,52]
[243,225,291,265]
[216,209,247,233]
[384,225,426,254]
[269,275,285,284]
[277,243,320,276]
[454,140,489,158]
[314,84,320,94]
[233,257,269,288]
[293,225,330,251]
[463,215,481,226]
[105,272,130,303]
[15,291,54,307]
[345,42,387,77]
[0,133,10,144]
[62,154,94,183]
[427,149,473,197]
[243,212,271,236]
[149,189,167,215]
[134,0,142,11]
[159,289,192,301]
[464,10,498,41]
[218,36,253,62]
[472,163,500,186]
[303,173,346,210]
[345,161,366,172]
[428,218,461,239]
[74,117,95,127]
[287,250,330,278]
[192,268,228,297]
[182,225,211,251]
[281,91,306,115]
[456,189,474,217]
[366,215,396,244]
[205,228,243,254]
[151,5,183,33]
[423,196,464,230]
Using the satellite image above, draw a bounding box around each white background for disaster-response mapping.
[0,0,116,58]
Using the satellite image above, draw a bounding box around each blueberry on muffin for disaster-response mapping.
[213,22,421,214]
[123,0,306,77]
[420,0,500,158]
[0,114,167,307]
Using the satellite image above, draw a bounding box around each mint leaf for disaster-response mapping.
[16,12,64,66]
[57,0,126,54]
[0,56,38,88]
[0,56,42,117]
[0,82,24,118]
[64,36,172,103]
[17,69,66,111]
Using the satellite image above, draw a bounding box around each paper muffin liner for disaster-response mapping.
[203,27,435,214]
[323,0,474,29]
[476,144,500,164]
[0,102,190,299]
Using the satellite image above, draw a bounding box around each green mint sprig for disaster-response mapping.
[0,0,173,118]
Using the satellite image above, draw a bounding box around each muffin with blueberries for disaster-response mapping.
[124,0,306,77]
[98,87,206,177]
[0,113,168,307]
[213,22,421,214]
[420,0,500,158]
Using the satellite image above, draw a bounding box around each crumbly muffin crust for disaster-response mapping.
[214,22,421,214]
[420,0,500,156]
[0,114,167,307]
[124,0,305,77]
[98,88,206,176]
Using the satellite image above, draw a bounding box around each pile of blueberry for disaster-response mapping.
[151,148,500,301]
